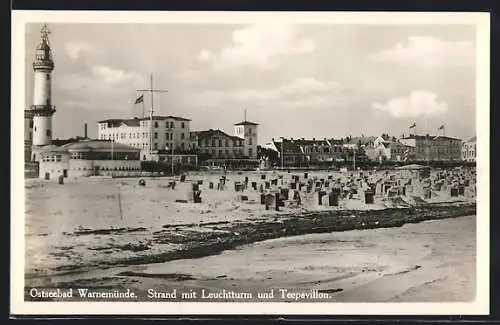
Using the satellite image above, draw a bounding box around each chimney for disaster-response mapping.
[313,137,316,141]
[84,123,88,138]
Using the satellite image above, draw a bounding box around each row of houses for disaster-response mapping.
[264,134,476,166]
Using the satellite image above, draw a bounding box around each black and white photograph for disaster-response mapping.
[11,11,489,315]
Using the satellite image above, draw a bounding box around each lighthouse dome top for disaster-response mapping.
[33,24,54,70]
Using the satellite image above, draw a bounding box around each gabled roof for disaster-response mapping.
[196,129,243,141]
[234,120,259,126]
[272,139,306,154]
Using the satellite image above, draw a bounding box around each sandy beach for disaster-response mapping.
[26,215,475,302]
[23,168,477,303]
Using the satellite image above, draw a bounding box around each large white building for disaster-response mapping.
[25,24,57,162]
[38,140,141,179]
[233,120,259,159]
[97,115,193,155]
[462,136,476,162]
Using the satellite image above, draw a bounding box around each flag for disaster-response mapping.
[134,94,144,104]
[409,123,416,129]
[438,125,444,130]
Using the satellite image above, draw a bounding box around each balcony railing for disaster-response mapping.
[30,105,56,115]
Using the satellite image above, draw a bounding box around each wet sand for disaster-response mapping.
[27,215,475,302]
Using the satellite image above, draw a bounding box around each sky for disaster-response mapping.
[25,22,477,144]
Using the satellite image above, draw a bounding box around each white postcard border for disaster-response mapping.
[11,10,490,315]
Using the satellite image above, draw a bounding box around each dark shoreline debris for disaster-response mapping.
[26,203,475,279]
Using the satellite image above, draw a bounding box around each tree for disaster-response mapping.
[257,145,279,164]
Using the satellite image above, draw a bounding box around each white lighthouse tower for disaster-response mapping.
[28,24,56,161]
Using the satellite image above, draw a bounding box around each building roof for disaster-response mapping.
[345,136,376,146]
[51,137,88,146]
[44,139,140,152]
[143,115,191,121]
[401,134,462,141]
[234,120,259,126]
[272,139,304,154]
[284,138,330,146]
[466,136,477,142]
[196,129,243,141]
[98,115,191,125]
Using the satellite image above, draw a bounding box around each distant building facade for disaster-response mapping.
[462,136,476,162]
[97,115,193,154]
[234,120,259,160]
[399,134,462,161]
[194,129,245,159]
[272,137,368,166]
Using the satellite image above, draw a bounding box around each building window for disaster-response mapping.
[170,122,174,128]
[154,122,158,128]
[154,132,158,139]
[180,133,185,140]
[154,143,158,149]
[181,143,185,150]
[181,122,185,129]
[46,129,51,137]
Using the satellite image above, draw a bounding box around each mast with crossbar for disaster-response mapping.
[136,74,168,157]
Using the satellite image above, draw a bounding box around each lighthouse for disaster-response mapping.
[27,24,56,161]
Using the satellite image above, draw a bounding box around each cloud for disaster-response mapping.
[59,65,144,92]
[197,49,212,62]
[57,65,145,110]
[372,90,448,118]
[368,37,474,67]
[185,77,345,108]
[64,41,93,61]
[90,65,144,85]
[198,25,315,69]
[278,78,343,96]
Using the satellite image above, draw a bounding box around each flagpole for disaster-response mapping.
[150,74,154,157]
[111,138,114,178]
[136,73,168,161]
[142,97,145,118]
[171,131,175,175]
